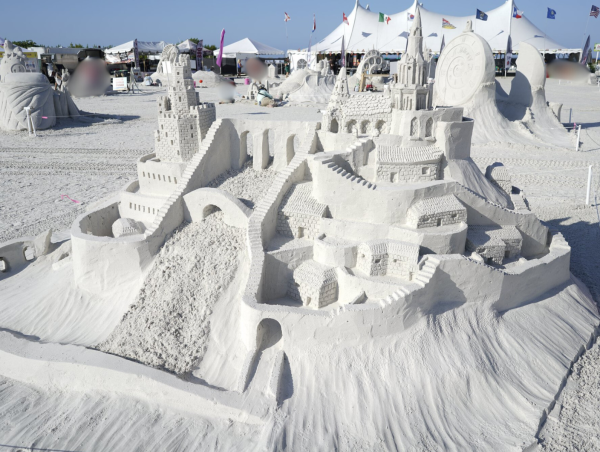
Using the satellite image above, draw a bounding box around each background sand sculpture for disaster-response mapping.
[434,23,574,149]
[0,40,80,131]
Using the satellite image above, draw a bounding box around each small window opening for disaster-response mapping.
[23,247,35,261]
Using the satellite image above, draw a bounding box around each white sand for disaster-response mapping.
[2,77,600,450]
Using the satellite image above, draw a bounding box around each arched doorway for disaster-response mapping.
[202,204,222,219]
[240,131,253,157]
[256,318,283,351]
[330,118,339,133]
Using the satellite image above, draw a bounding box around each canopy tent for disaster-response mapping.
[289,0,580,70]
[214,37,285,60]
[104,40,167,55]
[177,39,197,52]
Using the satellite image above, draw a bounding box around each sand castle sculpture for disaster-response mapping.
[434,21,573,149]
[0,10,597,450]
[0,39,80,131]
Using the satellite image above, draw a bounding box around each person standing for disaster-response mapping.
[237,59,242,76]
[284,60,290,77]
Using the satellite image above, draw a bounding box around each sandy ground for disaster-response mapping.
[0,82,322,243]
[2,77,600,449]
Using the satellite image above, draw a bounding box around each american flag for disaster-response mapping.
[591,5,599,18]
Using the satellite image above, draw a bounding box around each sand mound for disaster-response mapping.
[98,212,245,374]
[192,70,229,88]
[272,69,336,103]
[206,160,277,209]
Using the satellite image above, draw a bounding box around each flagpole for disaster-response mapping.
[507,0,513,78]
[583,15,591,48]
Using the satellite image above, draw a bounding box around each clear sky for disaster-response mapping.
[3,0,599,52]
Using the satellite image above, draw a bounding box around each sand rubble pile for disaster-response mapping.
[98,211,245,374]
[206,160,276,209]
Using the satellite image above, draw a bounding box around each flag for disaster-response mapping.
[442,18,456,29]
[547,8,556,19]
[440,34,446,55]
[343,12,349,25]
[379,13,391,24]
[196,39,203,71]
[582,35,591,64]
[513,6,523,18]
[284,12,291,22]
[216,29,225,67]
[591,5,599,18]
[407,12,415,20]
[341,34,345,67]
[505,35,512,70]
[313,14,316,32]
[476,9,488,21]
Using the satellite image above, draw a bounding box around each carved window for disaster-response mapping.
[426,118,433,137]
[410,118,418,137]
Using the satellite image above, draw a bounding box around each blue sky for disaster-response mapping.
[3,0,599,51]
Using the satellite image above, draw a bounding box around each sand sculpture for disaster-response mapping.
[0,9,597,450]
[0,39,80,131]
[434,22,573,149]
[269,59,336,103]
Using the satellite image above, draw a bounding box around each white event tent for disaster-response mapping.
[289,0,580,71]
[214,38,285,60]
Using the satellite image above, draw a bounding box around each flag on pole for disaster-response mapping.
[440,34,446,55]
[547,8,557,19]
[407,12,415,20]
[476,9,488,21]
[379,13,391,24]
[313,14,316,32]
[513,6,523,18]
[582,35,591,64]
[442,18,456,29]
[591,5,600,18]
[284,12,291,22]
[216,29,225,67]
[343,12,349,25]
[341,34,345,67]
[505,35,512,70]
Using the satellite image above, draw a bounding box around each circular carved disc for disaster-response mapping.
[434,33,494,106]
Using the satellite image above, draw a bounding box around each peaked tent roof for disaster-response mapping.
[104,41,167,54]
[299,0,577,55]
[214,38,285,57]
[177,39,197,52]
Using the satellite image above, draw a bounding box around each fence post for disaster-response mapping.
[586,165,593,205]
[576,125,582,152]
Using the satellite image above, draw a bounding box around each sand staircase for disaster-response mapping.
[379,255,440,306]
[320,158,377,190]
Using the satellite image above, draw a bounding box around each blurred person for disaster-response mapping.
[256,84,274,107]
